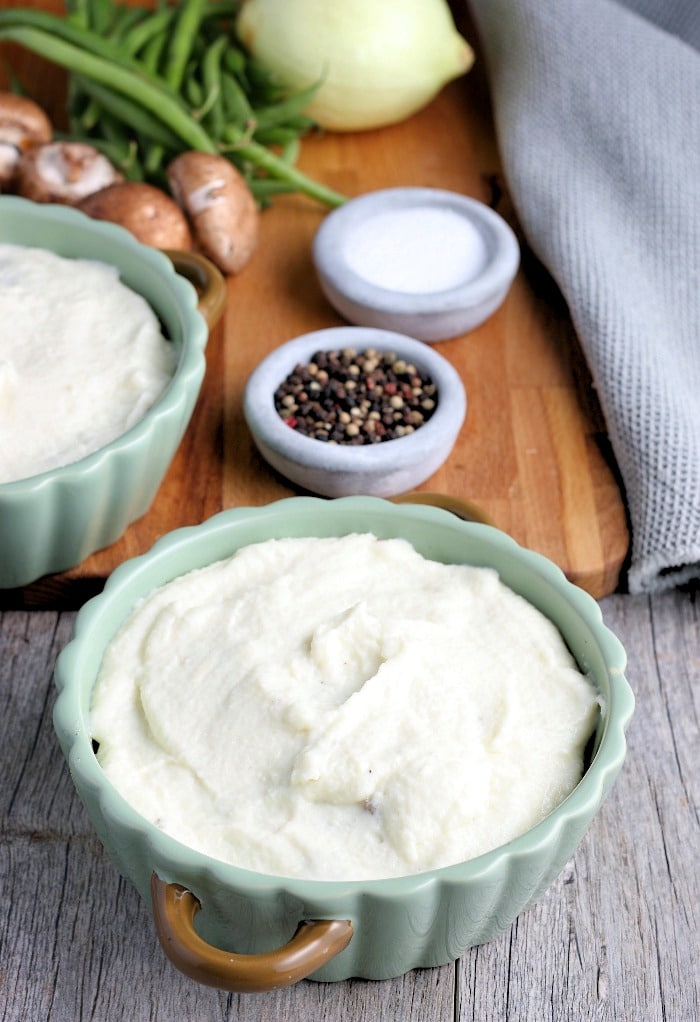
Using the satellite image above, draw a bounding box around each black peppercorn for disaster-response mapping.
[274,348,438,445]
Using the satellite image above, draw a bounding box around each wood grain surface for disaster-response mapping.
[0,2,629,608]
[1,589,698,1020]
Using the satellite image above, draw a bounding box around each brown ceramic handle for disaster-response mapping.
[150,874,353,992]
[392,491,496,527]
[164,249,227,331]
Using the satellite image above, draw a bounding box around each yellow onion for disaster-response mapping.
[236,0,475,132]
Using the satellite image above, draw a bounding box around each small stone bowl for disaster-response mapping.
[312,187,520,343]
[243,326,467,497]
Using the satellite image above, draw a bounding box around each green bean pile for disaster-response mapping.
[0,0,346,207]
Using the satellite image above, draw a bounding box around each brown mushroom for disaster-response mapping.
[78,181,193,251]
[0,92,52,192]
[167,152,259,275]
[16,141,123,205]
[0,143,20,192]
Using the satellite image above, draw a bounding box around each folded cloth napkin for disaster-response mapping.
[466,0,700,593]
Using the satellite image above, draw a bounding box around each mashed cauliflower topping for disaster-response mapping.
[0,243,176,484]
[91,534,600,881]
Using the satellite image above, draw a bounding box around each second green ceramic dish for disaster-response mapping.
[0,196,224,589]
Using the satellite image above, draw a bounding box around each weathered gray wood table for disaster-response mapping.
[1,590,698,1021]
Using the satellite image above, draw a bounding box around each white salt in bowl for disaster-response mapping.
[312,187,520,343]
[243,326,467,498]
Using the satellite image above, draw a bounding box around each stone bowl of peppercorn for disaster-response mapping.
[243,326,467,498]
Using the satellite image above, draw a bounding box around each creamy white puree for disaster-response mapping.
[0,243,176,484]
[91,534,600,881]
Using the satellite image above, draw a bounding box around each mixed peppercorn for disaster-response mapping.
[274,347,438,444]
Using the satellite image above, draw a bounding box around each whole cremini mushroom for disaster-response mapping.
[167,152,259,274]
[78,181,193,250]
[0,92,52,192]
[16,140,123,204]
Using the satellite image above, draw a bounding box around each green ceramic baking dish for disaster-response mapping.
[53,496,634,990]
[0,196,225,589]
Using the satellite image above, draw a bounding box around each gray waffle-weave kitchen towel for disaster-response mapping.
[466,0,700,593]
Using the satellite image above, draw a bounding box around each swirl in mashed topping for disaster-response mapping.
[91,533,600,881]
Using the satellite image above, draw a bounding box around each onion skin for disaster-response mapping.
[236,0,475,132]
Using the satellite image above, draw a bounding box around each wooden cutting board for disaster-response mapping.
[0,6,629,608]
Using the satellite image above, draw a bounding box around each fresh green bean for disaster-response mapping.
[0,25,216,152]
[74,75,184,151]
[253,125,308,147]
[0,8,162,79]
[196,83,221,124]
[74,97,101,133]
[222,45,246,78]
[221,71,254,123]
[140,27,169,77]
[283,115,316,134]
[200,35,227,137]
[0,3,347,209]
[107,6,148,43]
[65,0,90,31]
[96,110,134,159]
[221,128,346,208]
[122,7,174,57]
[251,83,319,132]
[163,0,206,90]
[84,0,116,36]
[249,180,298,196]
[202,37,228,98]
[184,74,205,110]
[136,0,206,174]
[248,178,298,204]
[244,56,288,101]
[67,70,102,133]
[143,0,207,178]
[143,141,167,180]
[119,142,144,181]
[279,136,301,166]
[200,2,242,20]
